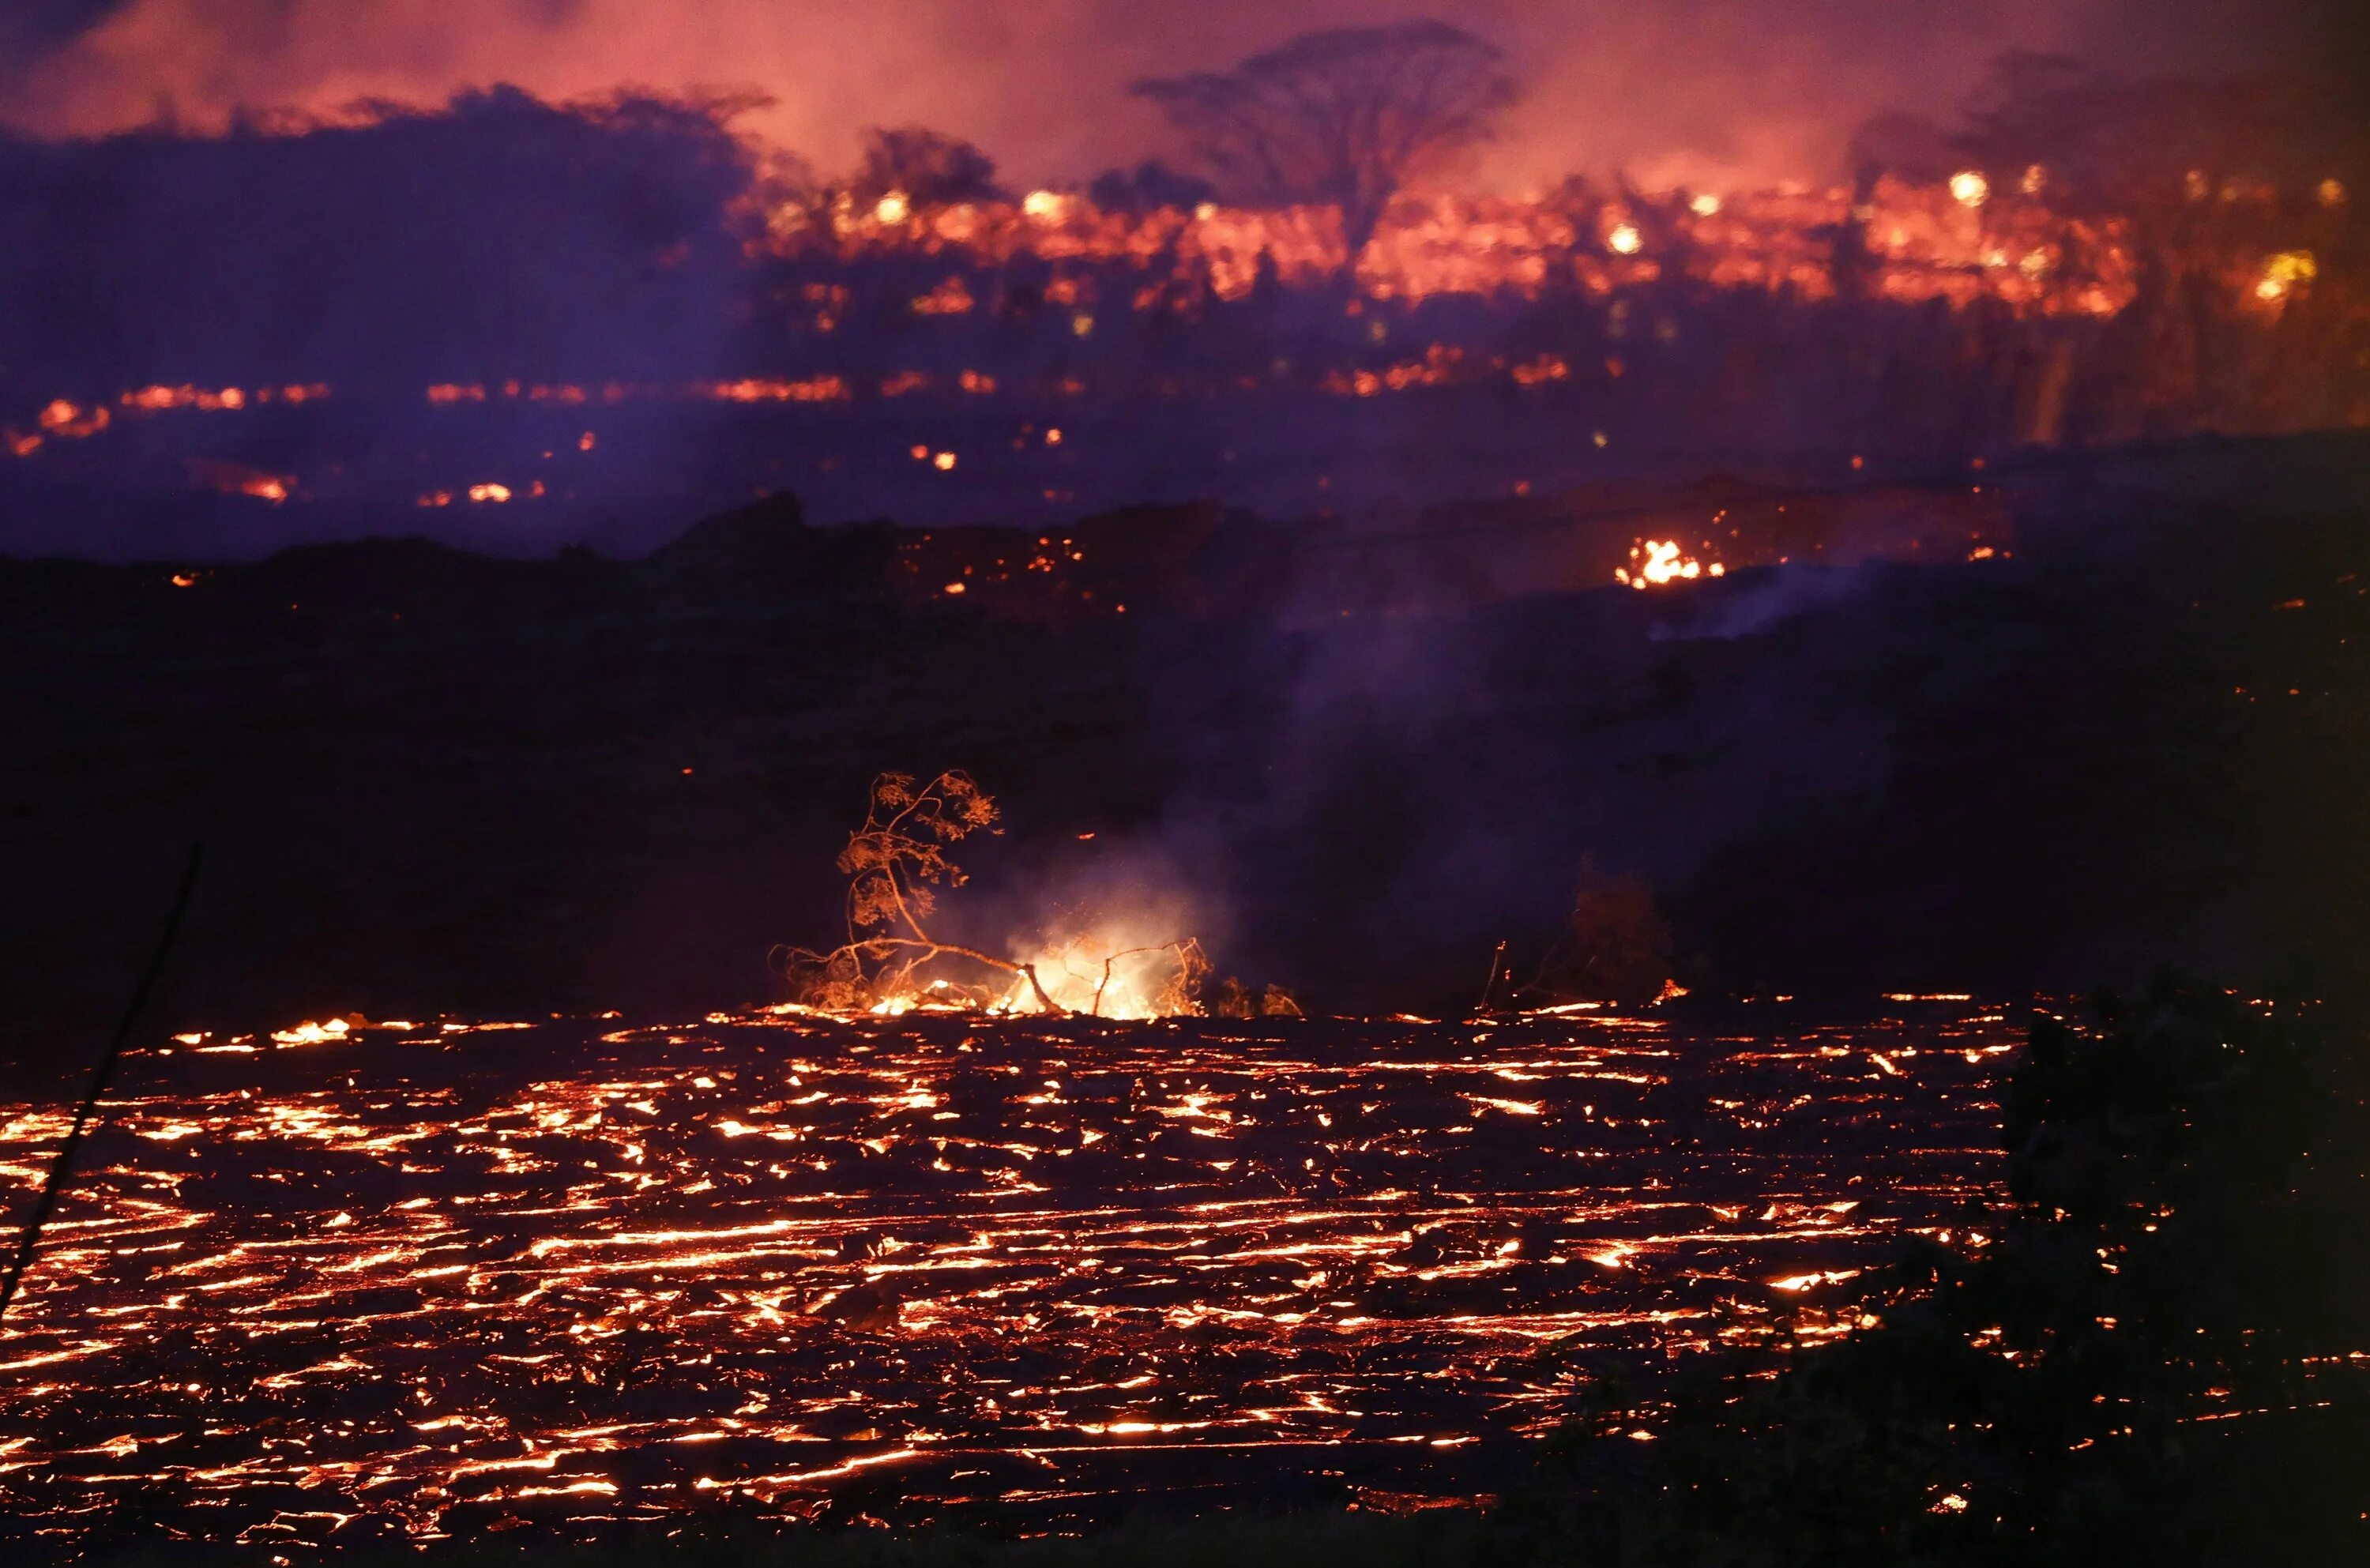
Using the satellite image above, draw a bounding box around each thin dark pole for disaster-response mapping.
[0,844,202,1325]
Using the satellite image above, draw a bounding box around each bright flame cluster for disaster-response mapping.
[1616,539,1725,589]
[2255,250,2317,303]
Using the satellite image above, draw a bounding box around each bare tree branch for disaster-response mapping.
[779,771,1206,1020]
[1132,21,1516,274]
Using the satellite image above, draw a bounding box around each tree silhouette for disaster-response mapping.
[1949,50,2361,217]
[852,126,1004,209]
[1131,21,1515,274]
[777,770,1063,1013]
[1089,158,1219,216]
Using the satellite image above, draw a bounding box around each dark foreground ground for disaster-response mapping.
[4,431,2368,1080]
[11,1506,1490,1568]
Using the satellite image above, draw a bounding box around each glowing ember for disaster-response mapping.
[2255,250,2316,303]
[1615,539,1725,588]
[0,1002,2012,1544]
[1949,171,1989,208]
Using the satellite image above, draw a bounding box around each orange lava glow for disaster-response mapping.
[0,169,2338,464]
[0,1002,2015,1544]
[778,178,2145,318]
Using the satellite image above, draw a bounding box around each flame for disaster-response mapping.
[989,934,1209,1020]
[910,276,976,315]
[707,375,849,403]
[2255,250,2316,303]
[271,1018,353,1045]
[776,179,2142,318]
[1614,539,1724,588]
[0,169,2289,498]
[0,167,2203,483]
[38,399,109,438]
[189,459,295,502]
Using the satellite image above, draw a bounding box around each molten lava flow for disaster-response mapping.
[0,1001,2020,1545]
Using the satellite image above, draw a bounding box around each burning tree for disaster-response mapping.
[779,771,1207,1018]
[1940,52,2364,432]
[778,769,1052,1011]
[851,126,1005,211]
[1131,21,1517,273]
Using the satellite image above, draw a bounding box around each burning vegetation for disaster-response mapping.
[777,772,1210,1020]
[1,43,2362,525]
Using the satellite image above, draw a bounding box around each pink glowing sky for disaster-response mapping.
[2,0,2350,190]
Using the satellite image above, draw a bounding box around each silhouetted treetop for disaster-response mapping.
[1845,110,1960,191]
[1948,49,2364,211]
[852,125,1004,209]
[1089,158,1218,216]
[1131,21,1516,268]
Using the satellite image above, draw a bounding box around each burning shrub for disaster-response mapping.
[1017,933,1213,1017]
[1209,977,1305,1018]
[777,770,1209,1019]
